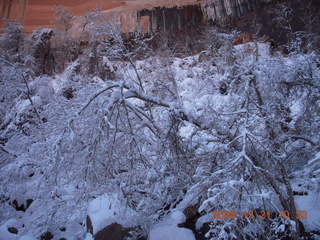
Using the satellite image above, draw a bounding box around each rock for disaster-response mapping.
[0,195,9,204]
[197,221,210,239]
[10,199,33,212]
[234,32,254,45]
[62,88,75,100]
[219,82,228,95]
[40,232,53,240]
[94,223,130,240]
[1,0,266,35]
[293,191,308,196]
[26,199,33,209]
[203,0,260,22]
[10,200,22,211]
[183,205,198,221]
[0,0,124,33]
[0,137,8,145]
[86,216,93,235]
[180,205,205,239]
[8,227,18,234]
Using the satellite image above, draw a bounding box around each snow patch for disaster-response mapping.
[149,226,195,240]
[0,219,20,240]
[84,233,93,240]
[18,235,37,240]
[88,193,139,234]
[148,211,195,240]
[295,191,320,231]
[196,214,212,230]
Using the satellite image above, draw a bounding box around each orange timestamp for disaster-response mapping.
[210,210,308,220]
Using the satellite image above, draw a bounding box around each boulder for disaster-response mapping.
[40,232,53,240]
[10,199,33,212]
[62,88,75,100]
[94,223,130,240]
[7,227,18,234]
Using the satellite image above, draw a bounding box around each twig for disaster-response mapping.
[21,73,42,122]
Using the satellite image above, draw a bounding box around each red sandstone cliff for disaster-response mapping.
[1,0,202,32]
[1,0,126,32]
[2,0,286,36]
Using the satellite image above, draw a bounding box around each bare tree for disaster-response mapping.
[51,6,78,72]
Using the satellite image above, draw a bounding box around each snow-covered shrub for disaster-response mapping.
[0,20,24,58]
[30,28,54,76]
[1,14,320,239]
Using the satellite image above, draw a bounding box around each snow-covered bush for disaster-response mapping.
[1,14,319,240]
[0,20,24,59]
[30,28,54,76]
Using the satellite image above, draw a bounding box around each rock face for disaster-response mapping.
[138,5,204,33]
[0,0,267,33]
[0,0,125,32]
[1,0,28,24]
[202,0,263,21]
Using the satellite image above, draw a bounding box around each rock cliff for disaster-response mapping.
[1,0,269,33]
[202,0,263,21]
[1,0,125,32]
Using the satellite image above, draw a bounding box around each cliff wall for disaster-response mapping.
[0,0,266,33]
[0,0,125,32]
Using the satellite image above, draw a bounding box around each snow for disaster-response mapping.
[29,76,55,103]
[18,235,37,240]
[1,24,320,240]
[308,152,320,166]
[276,224,285,233]
[84,233,93,240]
[295,191,320,231]
[195,214,212,230]
[31,28,53,47]
[15,99,32,114]
[257,42,271,58]
[176,182,210,210]
[289,99,305,127]
[165,211,186,225]
[0,219,20,240]
[102,56,115,72]
[53,222,84,240]
[233,42,271,60]
[179,122,195,139]
[88,193,139,234]
[149,226,196,240]
[148,211,195,240]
